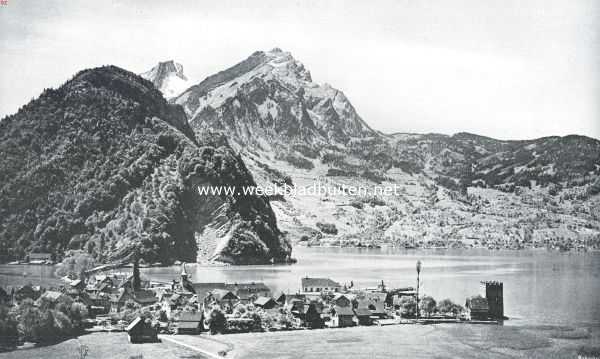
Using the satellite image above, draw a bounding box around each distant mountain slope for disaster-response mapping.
[177,49,600,251]
[387,132,600,190]
[141,60,190,99]
[0,66,291,265]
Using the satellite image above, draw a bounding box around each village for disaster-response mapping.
[0,258,506,349]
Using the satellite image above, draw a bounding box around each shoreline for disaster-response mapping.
[1,246,597,270]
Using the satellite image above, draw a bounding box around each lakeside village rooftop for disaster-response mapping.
[0,263,505,339]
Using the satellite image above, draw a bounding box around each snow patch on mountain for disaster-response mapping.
[141,60,190,99]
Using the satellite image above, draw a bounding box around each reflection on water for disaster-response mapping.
[2,248,599,327]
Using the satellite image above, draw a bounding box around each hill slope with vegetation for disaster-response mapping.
[0,66,291,265]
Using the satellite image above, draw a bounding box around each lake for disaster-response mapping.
[142,247,600,327]
[2,247,599,328]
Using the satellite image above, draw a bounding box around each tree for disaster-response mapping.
[279,312,295,329]
[17,303,42,342]
[26,309,73,344]
[158,309,168,322]
[0,305,18,350]
[68,302,89,330]
[55,252,96,279]
[398,296,416,318]
[208,309,226,334]
[52,310,74,340]
[437,298,464,318]
[420,296,436,317]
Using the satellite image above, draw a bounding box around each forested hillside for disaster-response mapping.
[0,66,291,264]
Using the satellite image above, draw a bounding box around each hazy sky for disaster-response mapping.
[1,0,598,139]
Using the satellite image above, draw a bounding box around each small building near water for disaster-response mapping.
[465,296,489,320]
[301,277,341,293]
[28,253,53,264]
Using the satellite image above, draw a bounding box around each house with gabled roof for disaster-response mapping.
[203,289,238,310]
[332,293,351,307]
[189,282,227,302]
[301,277,341,293]
[126,317,157,343]
[331,305,355,327]
[354,307,373,325]
[37,290,68,308]
[298,302,324,329]
[226,282,271,303]
[273,291,286,305]
[176,311,203,334]
[254,296,278,310]
[110,290,132,312]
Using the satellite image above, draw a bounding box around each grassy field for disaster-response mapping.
[0,332,206,359]
[1,324,599,359]
[174,323,600,359]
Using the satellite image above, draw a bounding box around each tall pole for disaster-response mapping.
[416,260,422,319]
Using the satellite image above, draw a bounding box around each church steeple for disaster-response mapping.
[181,262,188,281]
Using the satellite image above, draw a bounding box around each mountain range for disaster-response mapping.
[153,48,600,251]
[0,48,598,266]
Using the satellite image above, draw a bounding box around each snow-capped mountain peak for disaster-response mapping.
[141,60,190,99]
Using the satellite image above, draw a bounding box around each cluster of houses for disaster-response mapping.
[0,279,94,311]
[0,261,506,343]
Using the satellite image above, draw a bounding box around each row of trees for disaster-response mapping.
[205,304,296,335]
[0,298,89,351]
[396,296,464,319]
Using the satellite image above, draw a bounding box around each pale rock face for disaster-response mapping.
[141,60,190,99]
[174,48,375,146]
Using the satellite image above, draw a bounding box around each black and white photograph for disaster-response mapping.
[0,1,599,358]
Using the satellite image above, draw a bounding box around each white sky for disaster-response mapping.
[1,0,598,139]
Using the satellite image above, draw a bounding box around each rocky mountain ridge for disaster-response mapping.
[174,48,375,149]
[163,49,600,251]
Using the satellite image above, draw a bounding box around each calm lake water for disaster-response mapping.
[2,247,599,327]
[142,247,600,327]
